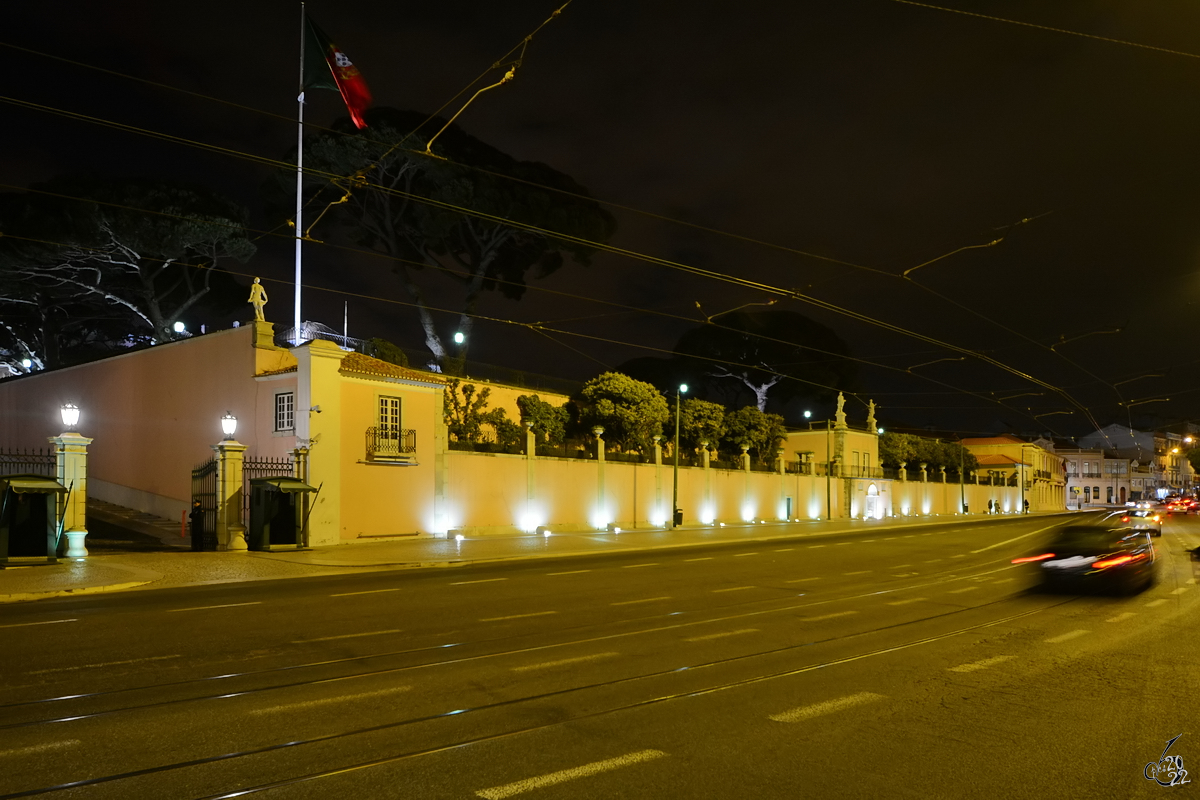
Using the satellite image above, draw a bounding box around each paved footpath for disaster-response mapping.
[0,503,1073,604]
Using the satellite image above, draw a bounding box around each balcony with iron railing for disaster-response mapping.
[366,427,417,462]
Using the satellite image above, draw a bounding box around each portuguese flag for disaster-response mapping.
[304,17,372,129]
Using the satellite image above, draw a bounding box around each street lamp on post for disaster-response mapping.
[220,411,238,441]
[672,384,688,528]
[60,403,80,432]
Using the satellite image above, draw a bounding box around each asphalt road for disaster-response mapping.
[1,513,1198,799]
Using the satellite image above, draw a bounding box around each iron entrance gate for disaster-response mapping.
[190,457,217,550]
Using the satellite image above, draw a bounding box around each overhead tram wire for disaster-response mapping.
[0,100,1109,425]
[884,0,1200,61]
[0,225,1083,436]
[0,40,1157,423]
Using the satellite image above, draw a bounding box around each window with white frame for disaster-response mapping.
[379,395,401,433]
[275,392,294,431]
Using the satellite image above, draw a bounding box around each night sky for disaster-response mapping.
[5,1,1200,440]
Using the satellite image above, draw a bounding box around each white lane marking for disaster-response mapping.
[893,564,912,568]
[803,611,858,621]
[512,652,619,672]
[883,537,897,540]
[1171,587,1189,595]
[862,539,877,543]
[924,559,943,563]
[623,563,658,569]
[1145,599,1169,608]
[0,619,77,629]
[294,629,402,643]
[610,596,671,606]
[784,577,820,583]
[167,602,260,613]
[1187,579,1196,586]
[476,750,667,799]
[451,578,509,586]
[685,628,759,642]
[947,586,979,594]
[774,548,795,552]
[1045,630,1089,644]
[547,570,591,576]
[950,554,966,559]
[712,586,755,593]
[0,740,81,758]
[843,570,870,576]
[481,611,558,622]
[970,522,1063,554]
[808,544,827,549]
[769,691,884,723]
[948,655,1014,673]
[734,553,759,557]
[1107,612,1137,623]
[331,588,401,597]
[886,597,927,606]
[685,557,714,562]
[29,655,181,675]
[250,685,411,715]
[835,542,853,546]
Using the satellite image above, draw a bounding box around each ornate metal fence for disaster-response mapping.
[190,457,218,550]
[0,447,56,477]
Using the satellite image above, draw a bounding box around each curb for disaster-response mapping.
[0,581,152,605]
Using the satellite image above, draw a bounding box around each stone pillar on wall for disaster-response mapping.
[899,462,907,482]
[653,436,663,524]
[593,426,606,527]
[919,462,928,482]
[525,421,535,529]
[49,432,93,558]
[741,444,750,472]
[939,466,947,483]
[213,439,248,551]
[292,446,310,546]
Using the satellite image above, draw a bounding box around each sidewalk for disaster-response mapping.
[0,505,1058,605]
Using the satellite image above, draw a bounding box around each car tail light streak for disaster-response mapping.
[1090,553,1146,570]
[1012,552,1055,564]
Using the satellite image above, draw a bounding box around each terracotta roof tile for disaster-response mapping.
[339,352,446,384]
[257,365,298,376]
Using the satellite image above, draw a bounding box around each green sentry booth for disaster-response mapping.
[0,474,68,566]
[248,477,317,551]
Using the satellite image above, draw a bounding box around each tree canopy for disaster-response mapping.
[576,372,669,453]
[290,107,616,371]
[0,176,253,373]
[878,432,979,473]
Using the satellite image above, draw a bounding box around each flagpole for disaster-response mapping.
[293,1,306,345]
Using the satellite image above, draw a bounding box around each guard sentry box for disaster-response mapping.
[248,477,316,551]
[0,474,68,565]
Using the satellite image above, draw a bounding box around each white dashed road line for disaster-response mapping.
[843,570,870,576]
[685,628,759,642]
[947,586,979,594]
[512,653,619,672]
[611,596,671,606]
[802,611,858,622]
[948,655,1014,673]
[481,611,558,622]
[712,586,755,593]
[735,552,759,557]
[0,740,80,758]
[331,588,400,597]
[885,597,927,606]
[684,557,713,562]
[294,629,402,643]
[250,685,411,715]
[623,563,658,569]
[0,619,77,629]
[1171,587,1189,595]
[29,655,180,674]
[167,602,261,613]
[476,750,667,799]
[784,577,820,583]
[547,570,591,576]
[451,578,509,585]
[769,692,884,723]
[1107,612,1137,623]
[774,548,794,552]
[1045,630,1089,644]
[1145,599,1168,608]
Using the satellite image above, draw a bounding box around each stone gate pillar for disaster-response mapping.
[214,439,248,551]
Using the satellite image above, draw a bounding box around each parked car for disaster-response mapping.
[1121,509,1162,536]
[1012,525,1157,595]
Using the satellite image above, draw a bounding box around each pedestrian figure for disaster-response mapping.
[248,277,268,321]
[1023,499,1030,514]
[189,500,205,552]
[987,499,994,514]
